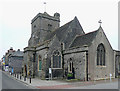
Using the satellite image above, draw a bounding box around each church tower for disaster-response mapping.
[28,12,60,46]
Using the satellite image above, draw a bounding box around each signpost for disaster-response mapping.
[110,73,112,82]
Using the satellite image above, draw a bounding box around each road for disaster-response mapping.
[0,70,119,90]
[1,70,31,90]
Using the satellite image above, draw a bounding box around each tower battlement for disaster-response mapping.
[31,12,60,24]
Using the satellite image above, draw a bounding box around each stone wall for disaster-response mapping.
[114,50,120,77]
[9,56,23,73]
[23,47,36,77]
[47,36,63,78]
[36,45,48,79]
[64,47,88,80]
[88,28,115,80]
[52,69,63,78]
[29,13,60,46]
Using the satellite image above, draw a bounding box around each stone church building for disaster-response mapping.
[23,12,119,81]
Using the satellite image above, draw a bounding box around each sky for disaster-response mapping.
[0,0,119,59]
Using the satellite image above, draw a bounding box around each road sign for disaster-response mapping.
[12,68,14,73]
[110,73,112,77]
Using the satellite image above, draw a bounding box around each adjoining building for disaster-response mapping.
[9,49,23,74]
[3,47,15,71]
[23,12,120,81]
[1,48,23,74]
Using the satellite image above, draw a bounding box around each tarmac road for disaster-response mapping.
[1,70,31,90]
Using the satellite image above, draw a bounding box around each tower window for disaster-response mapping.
[48,24,52,31]
[34,25,36,28]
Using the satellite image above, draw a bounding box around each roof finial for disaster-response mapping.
[43,2,47,12]
[98,20,102,27]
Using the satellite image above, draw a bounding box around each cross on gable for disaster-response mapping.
[98,20,102,26]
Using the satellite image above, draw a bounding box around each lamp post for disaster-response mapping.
[20,72,21,80]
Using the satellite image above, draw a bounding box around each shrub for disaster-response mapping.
[67,73,73,79]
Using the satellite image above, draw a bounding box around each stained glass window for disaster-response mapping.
[97,43,105,66]
[39,60,42,70]
[53,50,62,68]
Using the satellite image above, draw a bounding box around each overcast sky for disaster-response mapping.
[0,0,119,59]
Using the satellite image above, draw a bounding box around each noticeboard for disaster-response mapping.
[49,68,51,74]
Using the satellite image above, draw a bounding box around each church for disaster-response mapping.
[23,12,120,81]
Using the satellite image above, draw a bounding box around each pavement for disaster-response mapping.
[68,81,118,89]
[2,71,119,89]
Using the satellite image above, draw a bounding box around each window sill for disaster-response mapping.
[52,68,63,69]
[96,66,106,67]
[38,70,42,71]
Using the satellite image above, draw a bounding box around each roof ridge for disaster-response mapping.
[76,29,98,38]
[60,19,73,28]
[44,17,85,43]
[45,19,74,40]
[71,16,85,34]
[69,29,99,48]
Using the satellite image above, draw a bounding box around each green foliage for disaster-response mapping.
[67,73,73,78]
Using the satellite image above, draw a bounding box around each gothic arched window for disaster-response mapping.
[53,50,62,68]
[69,61,73,72]
[97,43,105,66]
[38,55,42,71]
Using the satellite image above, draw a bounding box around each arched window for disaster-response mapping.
[38,55,42,71]
[69,61,73,72]
[97,43,105,66]
[53,50,62,68]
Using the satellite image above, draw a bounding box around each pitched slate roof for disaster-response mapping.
[45,20,72,41]
[45,16,85,42]
[10,50,23,57]
[70,30,99,48]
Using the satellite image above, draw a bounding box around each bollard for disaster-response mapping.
[20,74,21,80]
[15,74,16,77]
[24,76,26,81]
[30,77,31,83]
[105,75,107,82]
[94,80,96,85]
[17,74,19,79]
